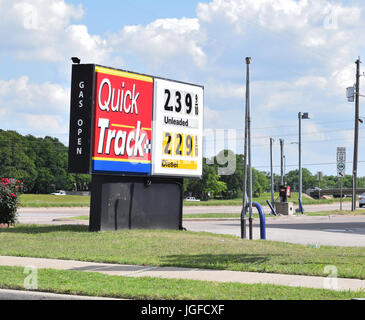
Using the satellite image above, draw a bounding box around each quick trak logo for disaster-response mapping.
[92,66,153,174]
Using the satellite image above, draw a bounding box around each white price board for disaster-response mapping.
[152,78,203,177]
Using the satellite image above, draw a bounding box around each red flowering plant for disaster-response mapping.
[0,178,22,226]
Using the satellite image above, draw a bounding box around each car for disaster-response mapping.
[51,190,67,196]
[184,196,200,202]
[359,193,365,208]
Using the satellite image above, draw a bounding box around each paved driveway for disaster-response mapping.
[183,215,365,247]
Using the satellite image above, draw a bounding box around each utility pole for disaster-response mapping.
[280,139,284,185]
[241,57,251,239]
[352,57,361,211]
[270,138,274,207]
[246,57,253,240]
[298,112,310,214]
[298,112,302,208]
[283,155,286,185]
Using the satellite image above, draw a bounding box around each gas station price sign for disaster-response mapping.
[151,78,203,177]
[68,64,203,178]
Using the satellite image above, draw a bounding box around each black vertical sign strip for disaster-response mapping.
[68,64,95,173]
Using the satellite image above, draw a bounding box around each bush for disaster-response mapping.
[0,178,22,226]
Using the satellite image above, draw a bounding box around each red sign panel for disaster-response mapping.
[91,66,153,174]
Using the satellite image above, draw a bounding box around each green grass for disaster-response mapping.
[1,225,365,280]
[304,210,365,216]
[0,266,363,300]
[19,194,90,207]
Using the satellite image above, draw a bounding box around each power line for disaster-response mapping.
[254,160,365,169]
[203,127,362,142]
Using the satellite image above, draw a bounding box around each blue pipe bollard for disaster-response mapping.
[252,202,266,240]
[298,198,305,215]
[266,200,277,216]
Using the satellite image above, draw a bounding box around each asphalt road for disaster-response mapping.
[18,207,89,224]
[183,201,353,214]
[18,201,354,223]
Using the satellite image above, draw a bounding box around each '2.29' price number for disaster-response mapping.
[164,89,199,116]
[162,132,198,157]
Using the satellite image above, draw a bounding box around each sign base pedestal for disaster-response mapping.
[89,175,183,231]
[275,202,294,215]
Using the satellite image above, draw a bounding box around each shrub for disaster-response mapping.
[0,178,22,226]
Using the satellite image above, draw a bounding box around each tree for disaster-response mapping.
[285,168,316,192]
[252,167,270,197]
[0,130,91,193]
[184,161,226,200]
[217,150,243,199]
[185,150,271,200]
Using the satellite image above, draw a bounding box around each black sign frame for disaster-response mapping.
[68,64,95,173]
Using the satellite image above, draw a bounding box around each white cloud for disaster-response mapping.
[0,0,109,63]
[0,76,70,139]
[0,76,69,114]
[206,80,244,100]
[108,17,206,69]
[22,114,66,134]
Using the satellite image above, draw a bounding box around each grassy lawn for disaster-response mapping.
[0,266,363,300]
[1,225,365,280]
[19,194,90,207]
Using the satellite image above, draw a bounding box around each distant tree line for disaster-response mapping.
[1,130,365,196]
[184,150,270,200]
[184,149,365,200]
[0,130,90,193]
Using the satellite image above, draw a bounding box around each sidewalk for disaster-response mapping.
[1,256,365,293]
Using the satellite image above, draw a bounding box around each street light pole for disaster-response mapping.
[241,57,251,239]
[352,58,361,211]
[298,112,302,208]
[298,112,310,214]
[280,139,284,185]
[270,138,274,207]
[246,57,253,240]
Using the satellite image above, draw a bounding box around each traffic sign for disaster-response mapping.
[337,147,346,177]
[337,161,345,171]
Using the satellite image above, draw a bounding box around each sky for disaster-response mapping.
[1,0,365,178]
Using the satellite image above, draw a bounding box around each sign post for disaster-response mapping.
[316,171,323,199]
[337,147,346,211]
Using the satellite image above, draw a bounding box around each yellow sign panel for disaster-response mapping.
[184,134,194,157]
[174,133,183,156]
[161,159,197,170]
[162,132,172,155]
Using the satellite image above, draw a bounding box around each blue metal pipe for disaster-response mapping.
[266,200,277,216]
[298,198,304,215]
[253,202,266,240]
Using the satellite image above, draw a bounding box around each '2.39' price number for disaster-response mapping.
[163,132,198,157]
[164,89,199,116]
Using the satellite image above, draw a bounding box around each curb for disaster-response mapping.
[0,288,121,300]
